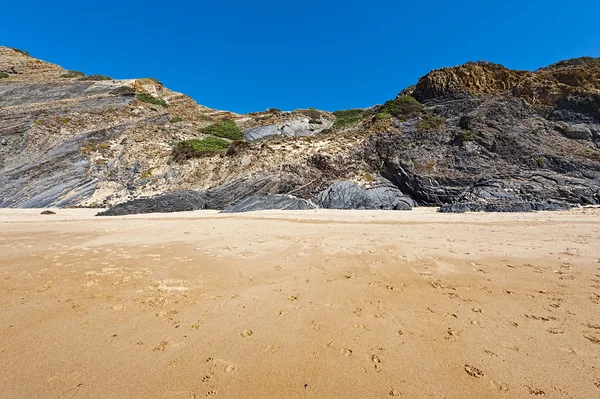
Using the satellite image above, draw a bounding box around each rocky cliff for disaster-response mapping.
[1,47,599,212]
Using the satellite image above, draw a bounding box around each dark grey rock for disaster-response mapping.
[97,190,206,216]
[222,194,316,213]
[438,203,484,213]
[317,181,413,210]
[365,185,415,210]
[439,200,572,213]
[40,210,56,215]
[97,172,305,216]
[202,173,301,210]
[555,123,593,140]
[317,181,372,210]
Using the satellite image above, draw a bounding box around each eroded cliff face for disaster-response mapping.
[1,47,599,212]
[0,47,338,207]
[413,59,600,113]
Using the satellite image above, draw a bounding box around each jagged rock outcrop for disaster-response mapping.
[243,125,281,141]
[242,117,334,142]
[2,47,600,213]
[317,181,413,210]
[222,194,316,213]
[96,190,206,216]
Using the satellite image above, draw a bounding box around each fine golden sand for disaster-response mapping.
[1,208,599,398]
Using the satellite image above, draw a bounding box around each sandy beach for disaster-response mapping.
[1,207,599,398]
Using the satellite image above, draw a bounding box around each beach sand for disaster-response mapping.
[1,208,599,398]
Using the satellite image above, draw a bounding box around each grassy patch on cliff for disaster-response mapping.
[378,96,423,121]
[416,115,445,131]
[136,93,167,107]
[80,74,112,81]
[333,109,368,127]
[455,130,477,143]
[0,72,8,79]
[61,70,85,78]
[173,137,230,160]
[199,120,242,140]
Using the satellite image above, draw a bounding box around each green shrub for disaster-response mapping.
[416,115,444,131]
[173,137,231,160]
[333,109,367,127]
[136,93,167,107]
[537,157,546,167]
[170,117,184,123]
[0,72,8,79]
[61,70,85,78]
[80,74,112,81]
[456,130,477,142]
[378,96,423,120]
[373,112,392,121]
[199,119,242,140]
[60,118,71,124]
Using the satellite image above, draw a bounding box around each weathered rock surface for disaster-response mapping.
[439,201,572,213]
[243,125,281,141]
[2,47,600,214]
[317,181,413,210]
[222,194,316,213]
[242,117,334,142]
[96,190,205,216]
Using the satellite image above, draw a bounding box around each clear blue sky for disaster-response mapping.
[2,0,599,113]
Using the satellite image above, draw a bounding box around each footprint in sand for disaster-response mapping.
[445,328,458,339]
[202,375,211,383]
[371,354,382,372]
[241,329,253,338]
[464,365,484,378]
[340,348,353,357]
[583,335,600,344]
[526,385,546,396]
[153,341,168,352]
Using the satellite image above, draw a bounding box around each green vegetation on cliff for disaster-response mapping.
[136,93,167,106]
[378,96,423,121]
[80,74,112,81]
[199,120,242,140]
[61,70,85,78]
[173,137,230,160]
[333,109,367,127]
